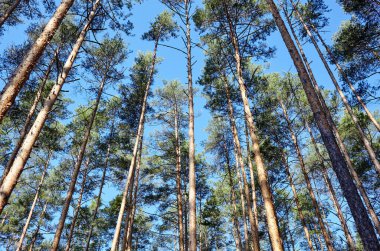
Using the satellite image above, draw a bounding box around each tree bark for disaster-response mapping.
[65,158,90,251]
[16,151,52,251]
[289,1,380,175]
[280,150,315,251]
[184,1,197,250]
[223,4,284,250]
[110,38,159,251]
[266,1,380,249]
[223,73,260,251]
[0,0,75,123]
[278,98,333,251]
[0,0,22,28]
[0,0,101,216]
[28,201,48,251]
[1,49,58,187]
[285,7,380,238]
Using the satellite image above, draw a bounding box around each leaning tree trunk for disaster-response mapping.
[0,49,58,187]
[110,38,159,251]
[65,159,90,251]
[0,0,75,123]
[223,4,284,250]
[28,201,48,251]
[278,98,333,251]
[121,167,136,250]
[0,0,22,28]
[223,73,260,251]
[225,147,243,251]
[184,1,197,250]
[289,2,380,175]
[280,150,315,251]
[16,151,52,251]
[174,103,185,251]
[285,8,380,238]
[84,141,112,251]
[0,0,101,216]
[266,1,380,249]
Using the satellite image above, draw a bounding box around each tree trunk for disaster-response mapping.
[266,1,380,249]
[110,38,159,251]
[174,101,185,251]
[28,201,48,251]
[278,98,333,251]
[16,150,52,251]
[280,151,314,251]
[0,49,58,187]
[289,2,380,175]
[84,141,112,251]
[285,7,380,238]
[223,4,284,250]
[0,0,22,28]
[121,167,136,250]
[65,159,90,251]
[0,0,75,123]
[223,73,260,251]
[184,1,197,250]
[0,0,101,216]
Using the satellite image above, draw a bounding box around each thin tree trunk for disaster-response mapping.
[285,8,380,238]
[289,2,380,175]
[0,0,101,216]
[174,101,185,251]
[125,139,143,251]
[223,4,283,250]
[110,38,159,251]
[16,151,52,251]
[84,141,112,251]
[28,201,48,251]
[0,49,58,187]
[280,151,314,251]
[0,0,75,122]
[222,73,260,251]
[65,158,90,251]
[121,167,136,250]
[278,98,333,251]
[226,151,243,251]
[0,0,22,28]
[184,1,196,250]
[266,1,380,249]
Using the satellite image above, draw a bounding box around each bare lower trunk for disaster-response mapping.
[121,169,136,250]
[266,1,380,249]
[84,142,111,251]
[16,151,52,251]
[224,4,283,250]
[65,159,90,251]
[0,0,74,122]
[110,39,159,251]
[280,151,314,251]
[28,201,48,251]
[223,73,260,251]
[0,0,100,216]
[289,2,380,175]
[0,0,22,28]
[0,50,57,186]
[279,98,333,251]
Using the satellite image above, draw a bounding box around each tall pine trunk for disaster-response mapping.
[266,1,380,249]
[65,159,90,251]
[280,150,314,251]
[0,0,74,122]
[0,0,101,215]
[0,49,58,186]
[285,7,380,237]
[289,2,380,175]
[28,201,48,251]
[278,98,333,251]
[16,151,52,251]
[110,39,159,251]
[223,73,260,251]
[184,1,197,249]
[223,4,284,250]
[0,0,22,28]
